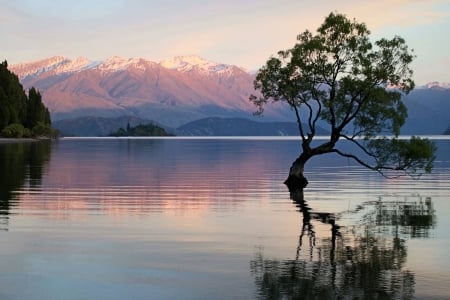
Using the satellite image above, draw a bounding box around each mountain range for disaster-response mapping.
[10,56,450,136]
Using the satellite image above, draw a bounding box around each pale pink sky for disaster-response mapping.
[2,0,449,84]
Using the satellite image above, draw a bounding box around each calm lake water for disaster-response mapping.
[0,137,449,299]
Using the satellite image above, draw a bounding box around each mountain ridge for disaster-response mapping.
[11,55,290,128]
[11,55,449,88]
[11,55,246,79]
[175,117,328,136]
[8,56,450,135]
[52,115,319,137]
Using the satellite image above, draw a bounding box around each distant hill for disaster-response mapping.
[54,116,329,137]
[401,86,450,135]
[175,117,328,136]
[53,115,171,136]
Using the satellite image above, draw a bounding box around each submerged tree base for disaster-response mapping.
[284,174,308,192]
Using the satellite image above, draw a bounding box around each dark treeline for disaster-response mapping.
[109,122,173,137]
[0,61,56,138]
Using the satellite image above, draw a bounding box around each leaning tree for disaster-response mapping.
[250,12,436,191]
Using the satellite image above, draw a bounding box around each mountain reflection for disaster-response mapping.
[12,139,293,217]
[0,141,52,229]
[251,191,435,299]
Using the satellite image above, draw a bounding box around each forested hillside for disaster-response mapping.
[0,61,55,138]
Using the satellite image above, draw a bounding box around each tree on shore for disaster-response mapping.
[0,61,27,129]
[250,12,436,191]
[0,61,55,138]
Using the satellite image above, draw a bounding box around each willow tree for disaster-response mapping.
[250,12,436,191]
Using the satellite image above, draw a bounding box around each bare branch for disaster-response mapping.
[291,101,307,141]
[309,87,323,133]
[339,134,377,158]
[330,149,406,179]
[330,149,375,169]
[303,101,315,135]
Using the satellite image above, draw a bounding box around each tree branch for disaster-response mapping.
[330,148,409,179]
[304,100,315,136]
[339,134,377,158]
[291,101,307,141]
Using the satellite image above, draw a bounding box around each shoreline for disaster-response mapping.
[0,138,38,144]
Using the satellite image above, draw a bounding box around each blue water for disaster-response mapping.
[0,137,449,299]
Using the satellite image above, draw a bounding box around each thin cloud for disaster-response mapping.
[2,0,449,83]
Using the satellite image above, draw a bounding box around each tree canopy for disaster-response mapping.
[250,12,436,191]
[109,122,173,137]
[0,61,54,138]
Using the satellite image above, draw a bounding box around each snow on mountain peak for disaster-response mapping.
[11,56,96,79]
[11,56,69,78]
[160,55,232,74]
[11,55,243,79]
[54,57,99,73]
[418,81,450,90]
[97,56,153,72]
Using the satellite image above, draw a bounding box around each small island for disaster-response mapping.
[108,123,173,137]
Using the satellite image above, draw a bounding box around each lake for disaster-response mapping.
[0,137,449,299]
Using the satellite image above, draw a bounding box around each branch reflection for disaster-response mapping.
[251,191,435,299]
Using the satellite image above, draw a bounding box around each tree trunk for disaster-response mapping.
[284,154,310,191]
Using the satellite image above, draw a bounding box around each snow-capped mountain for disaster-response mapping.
[11,56,100,79]
[160,55,234,74]
[417,82,450,90]
[10,56,290,127]
[9,56,450,135]
[12,55,241,79]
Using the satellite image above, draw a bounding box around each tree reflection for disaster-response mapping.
[251,191,435,299]
[0,141,52,230]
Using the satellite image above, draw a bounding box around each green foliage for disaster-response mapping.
[0,61,55,138]
[250,12,436,179]
[109,123,172,137]
[368,136,436,176]
[32,122,59,138]
[27,87,51,129]
[1,123,30,138]
[0,61,28,128]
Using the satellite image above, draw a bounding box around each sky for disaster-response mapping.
[1,0,449,84]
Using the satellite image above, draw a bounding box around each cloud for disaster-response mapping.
[338,0,450,29]
[2,0,449,83]
[9,0,126,20]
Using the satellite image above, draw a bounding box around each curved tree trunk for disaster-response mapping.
[284,153,310,191]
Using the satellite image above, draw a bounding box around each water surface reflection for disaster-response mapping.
[251,191,436,299]
[0,138,448,299]
[6,139,294,225]
[0,141,51,230]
